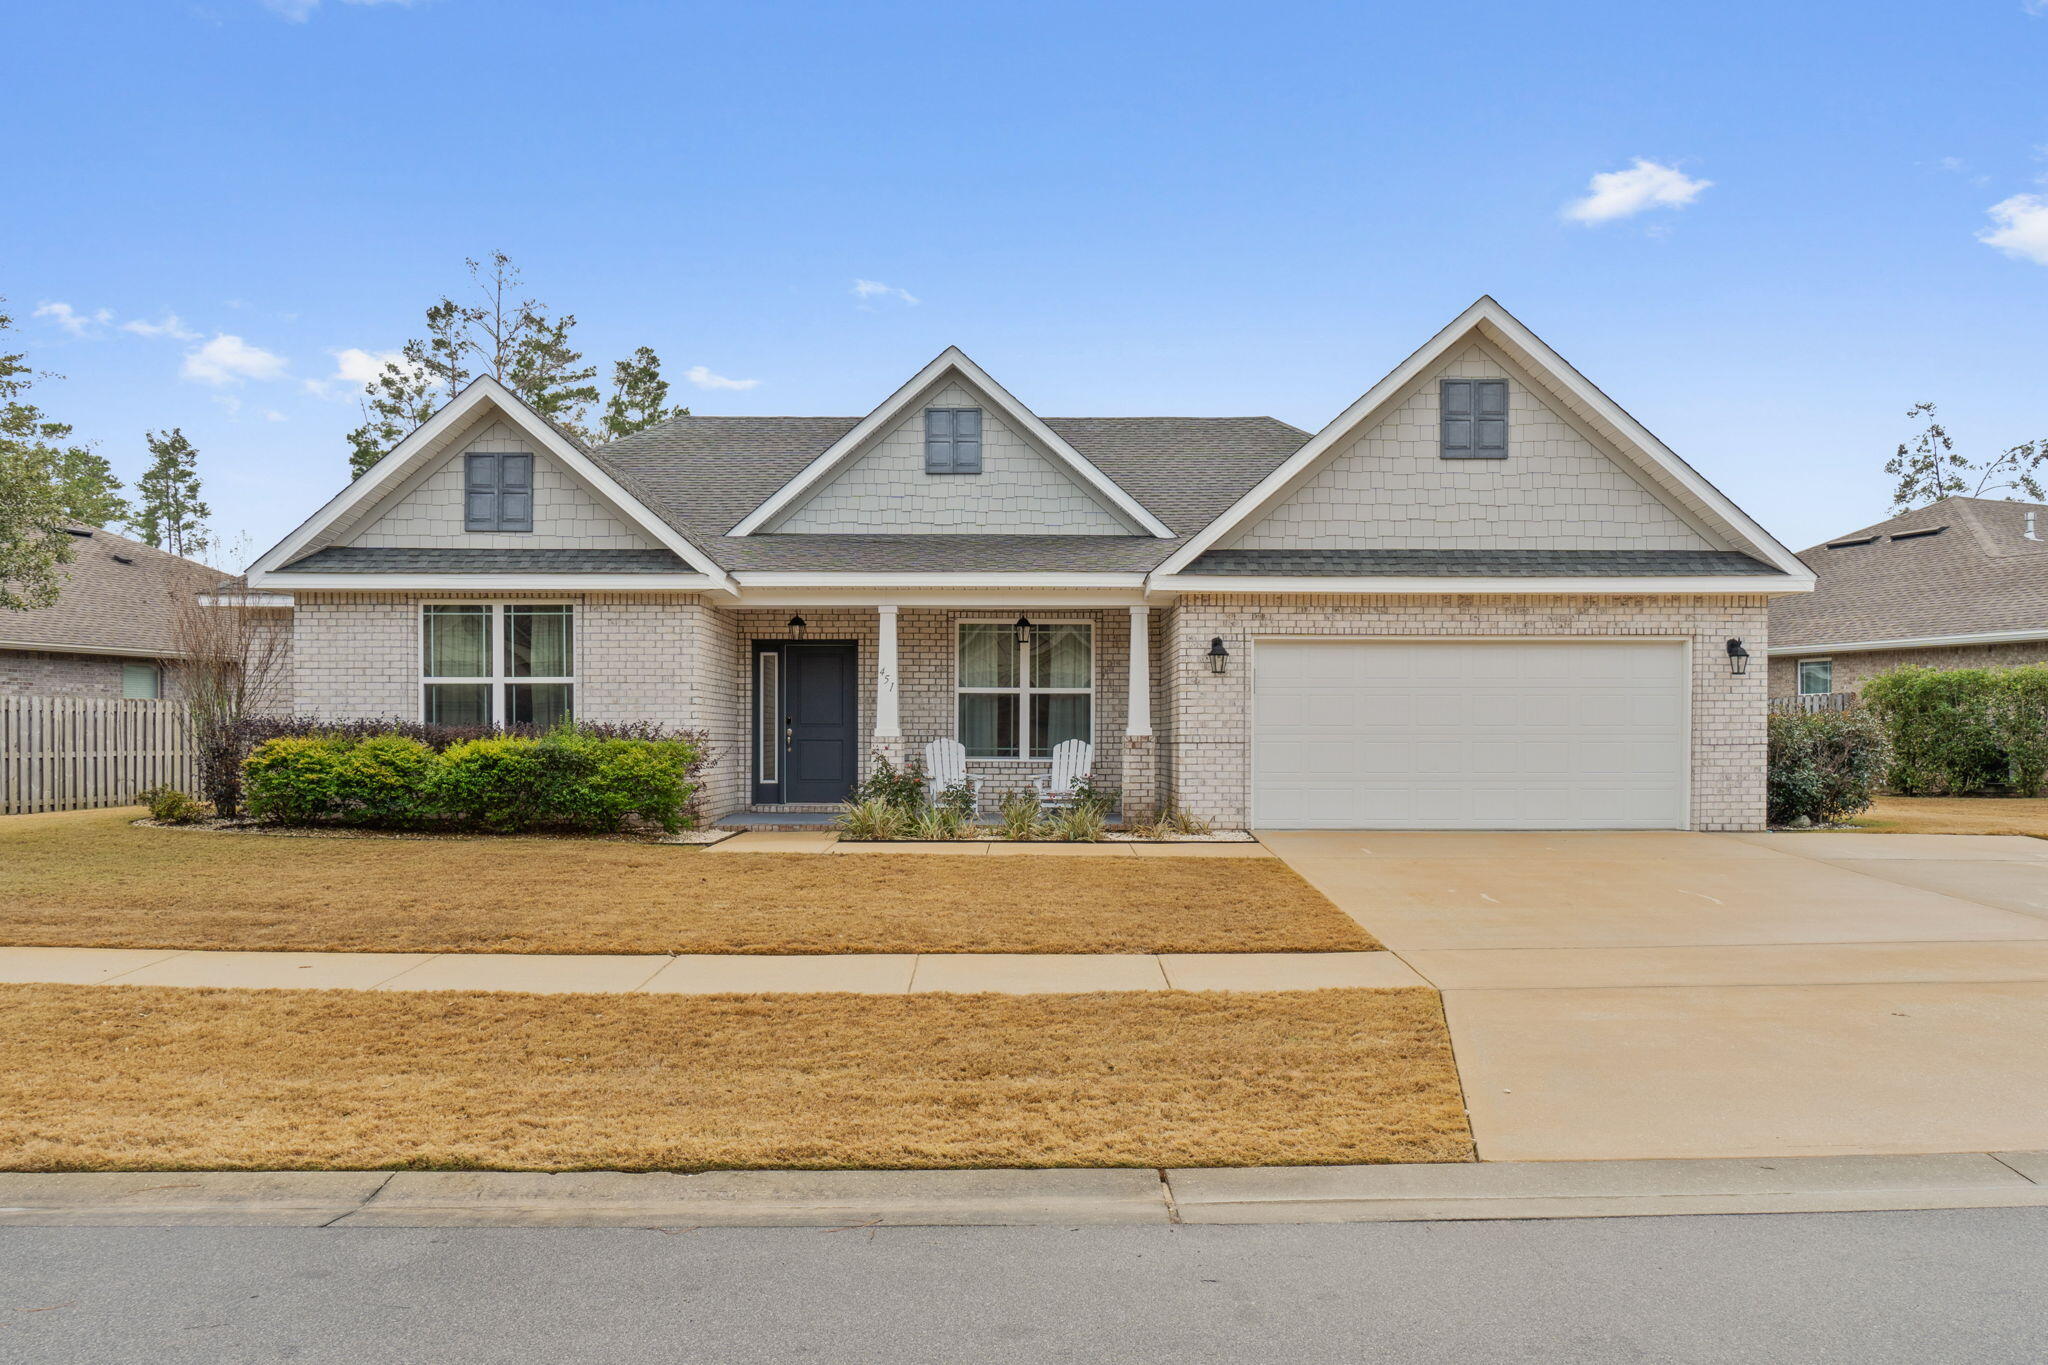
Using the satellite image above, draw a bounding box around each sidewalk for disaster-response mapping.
[706,831,1275,856]
[0,945,1423,994]
[5,1153,2046,1227]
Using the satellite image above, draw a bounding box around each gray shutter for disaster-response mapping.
[924,410,954,474]
[952,409,982,473]
[1439,380,1473,457]
[1474,380,1508,458]
[464,453,499,530]
[497,453,533,531]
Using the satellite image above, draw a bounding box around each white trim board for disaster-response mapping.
[244,377,736,594]
[1151,574,1803,596]
[1153,297,1814,585]
[1766,627,2048,656]
[727,347,1173,539]
[262,573,723,592]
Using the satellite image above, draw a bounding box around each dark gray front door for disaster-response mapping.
[780,643,857,804]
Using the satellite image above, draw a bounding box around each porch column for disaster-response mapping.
[874,605,901,741]
[1124,605,1157,822]
[1126,606,1151,736]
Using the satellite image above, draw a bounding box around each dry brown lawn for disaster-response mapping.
[0,983,1471,1171]
[1851,796,2048,838]
[0,810,1374,955]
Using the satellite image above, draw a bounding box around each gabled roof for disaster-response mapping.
[725,347,1175,539]
[1151,297,1811,584]
[0,524,226,658]
[249,376,735,591]
[1769,497,2048,650]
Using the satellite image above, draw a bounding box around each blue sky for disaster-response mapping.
[7,0,2047,562]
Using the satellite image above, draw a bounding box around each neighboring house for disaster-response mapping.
[0,525,238,701]
[1769,497,2048,701]
[245,298,1811,831]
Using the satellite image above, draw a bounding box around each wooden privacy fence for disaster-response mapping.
[1768,692,1858,715]
[1,697,197,815]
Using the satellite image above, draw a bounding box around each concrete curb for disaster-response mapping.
[2,1153,2044,1227]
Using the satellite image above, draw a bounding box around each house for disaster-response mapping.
[0,525,241,701]
[1769,496,2048,701]
[244,298,1811,831]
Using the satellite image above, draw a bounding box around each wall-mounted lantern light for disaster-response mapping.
[1208,637,1231,675]
[787,614,807,640]
[1725,638,1749,676]
[1013,615,1033,646]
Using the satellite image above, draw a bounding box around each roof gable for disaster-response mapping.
[727,348,1173,539]
[1155,297,1810,581]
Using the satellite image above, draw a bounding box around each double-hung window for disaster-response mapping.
[957,622,1092,759]
[1797,658,1833,696]
[924,409,983,474]
[1440,378,1508,458]
[464,452,534,532]
[422,603,574,726]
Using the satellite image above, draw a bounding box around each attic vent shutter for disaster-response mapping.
[1441,379,1508,459]
[925,409,983,475]
[497,453,533,532]
[464,454,500,530]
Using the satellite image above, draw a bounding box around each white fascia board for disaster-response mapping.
[728,348,1173,539]
[254,574,720,592]
[245,377,736,593]
[1154,297,1810,579]
[732,590,1156,608]
[734,572,1150,590]
[195,593,295,607]
[1149,574,1813,596]
[0,639,188,660]
[1766,627,2048,656]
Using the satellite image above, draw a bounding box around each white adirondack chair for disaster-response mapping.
[922,737,984,814]
[1032,739,1094,812]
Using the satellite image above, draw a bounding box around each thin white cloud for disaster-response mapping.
[121,313,200,341]
[32,302,113,337]
[683,365,762,391]
[262,0,420,19]
[182,334,289,386]
[1564,159,1712,224]
[2026,1,2047,16]
[1979,193,2048,265]
[304,346,414,398]
[852,278,919,307]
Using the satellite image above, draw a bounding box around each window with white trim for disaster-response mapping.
[421,603,574,726]
[956,621,1092,759]
[1797,658,1833,696]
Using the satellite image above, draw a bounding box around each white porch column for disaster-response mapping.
[875,605,901,738]
[1126,605,1151,736]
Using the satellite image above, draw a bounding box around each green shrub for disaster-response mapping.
[1767,708,1889,827]
[1047,802,1107,842]
[1862,664,2048,795]
[849,753,929,810]
[139,784,208,824]
[836,797,909,841]
[996,790,1043,840]
[243,736,356,824]
[335,734,441,827]
[1069,774,1119,819]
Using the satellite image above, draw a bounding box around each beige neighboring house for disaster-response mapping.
[1769,496,2048,701]
[244,297,1812,831]
[0,525,233,701]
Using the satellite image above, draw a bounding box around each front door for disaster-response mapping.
[754,642,857,804]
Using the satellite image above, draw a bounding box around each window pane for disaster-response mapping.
[121,663,160,699]
[959,692,1018,758]
[1798,660,1832,695]
[424,682,491,726]
[959,624,1017,688]
[424,605,490,677]
[758,652,780,784]
[506,683,573,727]
[1030,624,1091,688]
[507,605,572,677]
[1030,693,1091,759]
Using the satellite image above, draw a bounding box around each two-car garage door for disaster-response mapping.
[1252,640,1689,830]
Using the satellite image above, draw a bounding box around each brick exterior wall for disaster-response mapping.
[0,648,171,699]
[1160,593,1771,831]
[1768,640,2048,697]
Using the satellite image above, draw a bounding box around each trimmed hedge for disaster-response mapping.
[1766,708,1888,827]
[1861,664,2048,796]
[242,726,706,834]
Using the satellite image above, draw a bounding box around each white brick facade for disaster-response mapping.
[1234,343,1719,552]
[772,383,1134,535]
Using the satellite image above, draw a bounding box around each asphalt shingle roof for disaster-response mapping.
[1184,549,1784,577]
[0,525,226,657]
[1770,497,2048,646]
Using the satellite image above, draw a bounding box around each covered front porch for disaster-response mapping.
[720,602,1165,825]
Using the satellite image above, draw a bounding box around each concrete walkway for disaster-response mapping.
[707,830,1274,856]
[5,1151,2048,1226]
[0,945,1423,994]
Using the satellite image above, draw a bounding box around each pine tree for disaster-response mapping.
[0,303,88,609]
[1886,402,2048,510]
[600,346,689,440]
[132,428,212,559]
[51,447,128,527]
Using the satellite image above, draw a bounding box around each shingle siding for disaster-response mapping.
[1232,343,1719,553]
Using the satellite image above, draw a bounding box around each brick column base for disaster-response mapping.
[1121,735,1158,826]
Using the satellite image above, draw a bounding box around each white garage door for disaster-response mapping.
[1252,640,1689,830]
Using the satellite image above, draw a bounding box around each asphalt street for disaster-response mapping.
[4,1209,2045,1363]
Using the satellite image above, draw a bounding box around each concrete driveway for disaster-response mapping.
[1260,829,2048,1162]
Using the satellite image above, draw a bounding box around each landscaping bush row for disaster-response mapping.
[1766,708,1888,828]
[1860,664,2048,796]
[240,726,708,833]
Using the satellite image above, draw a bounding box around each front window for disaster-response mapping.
[957,621,1092,759]
[1797,658,1833,696]
[422,603,574,725]
[121,662,161,699]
